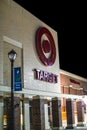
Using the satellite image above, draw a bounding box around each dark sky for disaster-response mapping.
[14,0,87,79]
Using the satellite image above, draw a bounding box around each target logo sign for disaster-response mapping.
[35,27,56,66]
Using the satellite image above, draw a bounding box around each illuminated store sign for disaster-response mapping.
[34,27,58,83]
[70,79,80,85]
[34,69,58,83]
[35,27,56,66]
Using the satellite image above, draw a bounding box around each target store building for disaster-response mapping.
[0,1,87,130]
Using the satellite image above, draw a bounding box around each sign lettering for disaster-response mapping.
[34,69,58,83]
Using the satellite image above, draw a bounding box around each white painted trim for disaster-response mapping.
[0,103,3,106]
[0,85,83,99]
[3,36,22,48]
[60,69,87,82]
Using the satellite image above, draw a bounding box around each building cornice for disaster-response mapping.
[60,69,87,82]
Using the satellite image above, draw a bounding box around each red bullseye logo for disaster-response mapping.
[35,27,56,66]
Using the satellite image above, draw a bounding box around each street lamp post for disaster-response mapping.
[8,49,17,130]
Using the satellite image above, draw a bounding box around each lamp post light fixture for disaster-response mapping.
[8,49,17,130]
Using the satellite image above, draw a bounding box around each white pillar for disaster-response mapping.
[44,104,50,130]
[24,102,30,130]
[0,102,3,130]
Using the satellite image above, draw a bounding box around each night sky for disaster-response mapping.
[14,0,87,79]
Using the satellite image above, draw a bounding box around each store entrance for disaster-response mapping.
[3,96,23,130]
[29,98,53,130]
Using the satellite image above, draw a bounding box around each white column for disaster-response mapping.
[24,102,30,130]
[0,102,3,130]
[44,104,50,130]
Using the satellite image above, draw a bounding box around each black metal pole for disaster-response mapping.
[11,60,15,130]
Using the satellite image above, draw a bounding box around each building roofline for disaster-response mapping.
[60,69,87,82]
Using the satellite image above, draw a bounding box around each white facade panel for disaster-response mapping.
[0,0,60,95]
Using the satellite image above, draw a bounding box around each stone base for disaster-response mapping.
[66,126,76,129]
[52,126,64,130]
[77,123,86,127]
